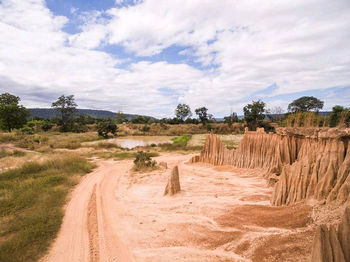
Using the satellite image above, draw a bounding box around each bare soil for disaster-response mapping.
[43,154,315,262]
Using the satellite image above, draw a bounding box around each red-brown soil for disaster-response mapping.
[43,154,316,262]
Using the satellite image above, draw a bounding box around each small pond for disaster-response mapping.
[104,136,173,149]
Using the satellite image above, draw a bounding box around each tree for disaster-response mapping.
[115,111,126,124]
[287,96,324,113]
[97,120,117,138]
[0,93,29,132]
[329,105,345,127]
[131,116,153,124]
[266,106,284,122]
[175,104,191,121]
[243,100,266,130]
[224,112,239,126]
[51,95,77,132]
[195,107,209,125]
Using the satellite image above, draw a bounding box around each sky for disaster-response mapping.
[0,0,349,118]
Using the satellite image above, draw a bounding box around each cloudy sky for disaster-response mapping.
[0,0,349,117]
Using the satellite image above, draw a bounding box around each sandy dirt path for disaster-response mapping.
[44,154,314,262]
[42,160,136,262]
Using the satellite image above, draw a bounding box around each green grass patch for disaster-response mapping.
[90,151,159,160]
[0,155,96,262]
[171,135,191,145]
[159,135,201,152]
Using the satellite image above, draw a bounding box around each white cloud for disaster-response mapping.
[0,0,350,117]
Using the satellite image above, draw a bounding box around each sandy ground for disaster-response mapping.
[82,136,174,149]
[188,134,244,148]
[43,154,314,262]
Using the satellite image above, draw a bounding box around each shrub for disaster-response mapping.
[97,120,117,138]
[141,125,150,132]
[41,121,53,131]
[20,125,35,134]
[132,151,157,172]
[206,123,214,132]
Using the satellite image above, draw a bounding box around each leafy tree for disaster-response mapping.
[195,107,209,125]
[0,93,29,132]
[287,96,324,113]
[115,111,126,124]
[51,95,77,132]
[329,105,345,127]
[243,100,266,130]
[97,120,117,138]
[175,104,191,121]
[224,112,239,126]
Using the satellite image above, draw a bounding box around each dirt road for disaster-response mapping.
[43,154,314,262]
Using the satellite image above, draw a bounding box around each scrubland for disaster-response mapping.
[0,126,231,260]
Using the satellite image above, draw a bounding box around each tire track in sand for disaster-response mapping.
[88,185,99,262]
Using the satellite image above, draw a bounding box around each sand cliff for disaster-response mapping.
[190,127,350,206]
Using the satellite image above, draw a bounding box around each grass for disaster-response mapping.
[0,132,101,151]
[0,149,26,159]
[171,134,191,144]
[117,123,245,136]
[0,155,96,262]
[89,150,159,160]
[159,135,202,152]
[93,141,121,149]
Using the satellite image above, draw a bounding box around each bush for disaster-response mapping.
[41,120,54,131]
[206,123,214,132]
[258,121,275,133]
[20,125,35,134]
[132,151,157,172]
[141,125,150,132]
[97,120,117,138]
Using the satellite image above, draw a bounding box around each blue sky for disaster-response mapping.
[0,0,349,117]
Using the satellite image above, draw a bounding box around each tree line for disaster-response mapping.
[0,92,349,136]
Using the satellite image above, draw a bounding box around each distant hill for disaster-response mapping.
[28,108,148,120]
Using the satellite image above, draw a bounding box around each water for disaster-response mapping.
[105,136,173,149]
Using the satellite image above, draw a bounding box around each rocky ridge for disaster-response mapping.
[311,206,350,262]
[190,127,350,206]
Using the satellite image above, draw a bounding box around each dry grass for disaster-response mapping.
[0,154,96,262]
[0,132,101,152]
[118,123,244,136]
[187,134,244,149]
